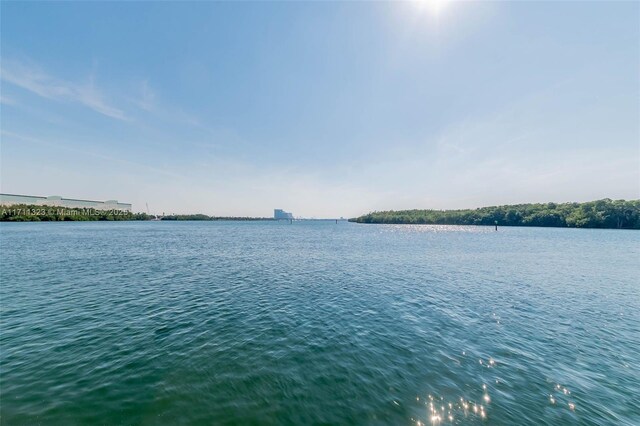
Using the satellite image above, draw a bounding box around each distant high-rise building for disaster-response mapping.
[274,209,293,220]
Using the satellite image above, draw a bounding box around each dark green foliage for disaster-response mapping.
[0,205,275,222]
[0,204,150,222]
[161,214,213,221]
[0,205,276,222]
[161,214,273,221]
[350,199,640,229]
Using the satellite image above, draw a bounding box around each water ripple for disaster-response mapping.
[1,221,639,424]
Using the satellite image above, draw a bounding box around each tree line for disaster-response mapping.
[0,204,149,222]
[349,199,640,229]
[160,214,273,221]
[0,205,273,222]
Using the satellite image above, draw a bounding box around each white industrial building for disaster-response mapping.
[0,193,132,211]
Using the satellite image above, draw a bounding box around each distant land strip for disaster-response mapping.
[349,199,640,229]
[0,204,272,222]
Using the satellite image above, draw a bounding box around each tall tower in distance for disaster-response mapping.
[274,209,293,220]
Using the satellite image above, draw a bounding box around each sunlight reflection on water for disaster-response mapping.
[379,224,495,234]
[1,222,638,424]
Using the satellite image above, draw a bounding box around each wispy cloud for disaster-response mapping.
[131,79,156,112]
[0,94,17,106]
[1,60,127,120]
[1,130,183,179]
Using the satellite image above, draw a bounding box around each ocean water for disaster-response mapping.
[0,221,638,425]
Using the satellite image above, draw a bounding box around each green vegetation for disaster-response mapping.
[160,214,272,221]
[350,199,640,229]
[0,204,150,222]
[0,204,273,222]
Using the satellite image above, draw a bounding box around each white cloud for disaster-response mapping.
[0,94,16,106]
[0,130,181,180]
[1,60,127,120]
[131,79,156,111]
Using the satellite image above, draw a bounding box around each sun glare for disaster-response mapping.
[414,0,450,17]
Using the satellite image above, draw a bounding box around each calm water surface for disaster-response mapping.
[1,221,639,425]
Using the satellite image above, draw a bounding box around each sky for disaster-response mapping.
[1,1,638,217]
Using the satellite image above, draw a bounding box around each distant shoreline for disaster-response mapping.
[5,199,639,229]
[348,199,640,230]
[0,204,275,222]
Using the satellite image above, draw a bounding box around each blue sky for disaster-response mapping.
[1,1,638,217]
